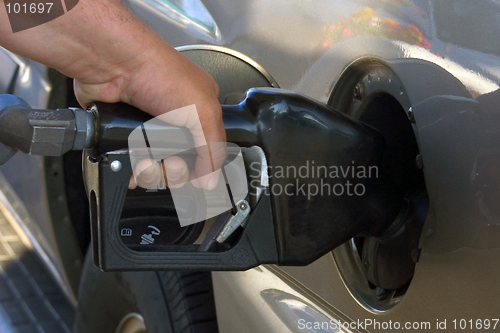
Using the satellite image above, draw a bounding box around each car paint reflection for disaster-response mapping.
[261,289,351,333]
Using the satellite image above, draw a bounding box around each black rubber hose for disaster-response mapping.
[0,94,30,164]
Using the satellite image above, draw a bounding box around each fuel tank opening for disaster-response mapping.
[329,60,429,311]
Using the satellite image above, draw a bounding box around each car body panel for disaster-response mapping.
[151,1,499,331]
[213,58,500,331]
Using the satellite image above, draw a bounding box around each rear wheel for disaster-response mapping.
[73,250,218,333]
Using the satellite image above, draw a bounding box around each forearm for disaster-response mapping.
[0,0,177,91]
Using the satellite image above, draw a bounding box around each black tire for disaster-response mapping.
[73,250,218,333]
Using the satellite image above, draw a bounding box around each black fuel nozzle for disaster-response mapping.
[85,88,401,270]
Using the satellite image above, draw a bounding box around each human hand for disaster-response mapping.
[75,45,226,191]
[0,0,226,190]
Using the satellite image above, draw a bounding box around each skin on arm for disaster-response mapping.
[0,0,226,189]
